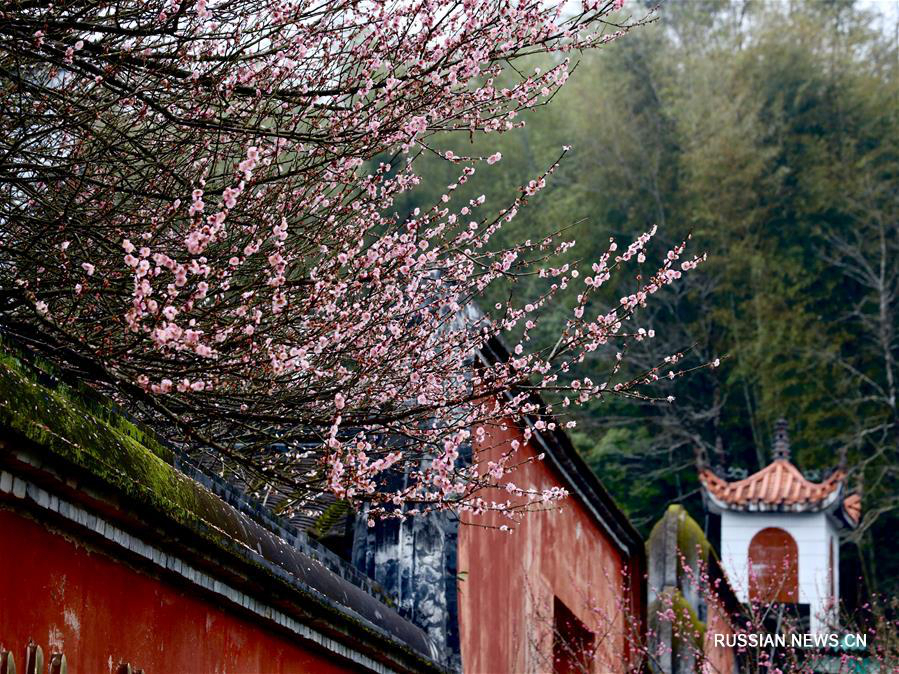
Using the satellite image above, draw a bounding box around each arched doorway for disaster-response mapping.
[748,527,799,603]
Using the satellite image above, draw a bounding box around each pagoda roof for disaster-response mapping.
[699,419,860,527]
[843,492,862,525]
[699,459,858,525]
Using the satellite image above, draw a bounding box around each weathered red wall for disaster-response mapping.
[704,595,737,674]
[0,508,350,673]
[458,422,638,674]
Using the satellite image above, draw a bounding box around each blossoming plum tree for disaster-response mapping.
[0,0,702,521]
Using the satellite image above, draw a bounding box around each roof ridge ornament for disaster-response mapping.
[772,418,791,461]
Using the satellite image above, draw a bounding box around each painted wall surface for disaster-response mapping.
[458,422,637,674]
[826,519,840,624]
[719,511,837,633]
[703,595,737,674]
[0,508,353,674]
[352,507,461,671]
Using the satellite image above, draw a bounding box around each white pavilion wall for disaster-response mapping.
[718,510,838,633]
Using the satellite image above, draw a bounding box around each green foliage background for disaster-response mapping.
[397,0,899,595]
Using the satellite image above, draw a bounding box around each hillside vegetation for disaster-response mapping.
[399,0,899,595]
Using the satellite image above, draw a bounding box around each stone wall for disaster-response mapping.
[646,505,740,674]
[351,477,463,672]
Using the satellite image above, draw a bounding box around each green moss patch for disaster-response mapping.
[0,341,231,539]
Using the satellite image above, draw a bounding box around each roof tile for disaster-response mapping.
[843,492,862,524]
[700,459,844,510]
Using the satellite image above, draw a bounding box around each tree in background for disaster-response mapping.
[0,0,711,522]
[399,0,899,592]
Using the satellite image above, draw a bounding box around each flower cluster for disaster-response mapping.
[1,0,683,518]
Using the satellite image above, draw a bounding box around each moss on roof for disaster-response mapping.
[0,340,442,672]
[647,504,714,568]
[0,343,210,524]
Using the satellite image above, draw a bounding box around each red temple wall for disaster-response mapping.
[457,421,639,674]
[0,508,351,673]
[704,594,738,674]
